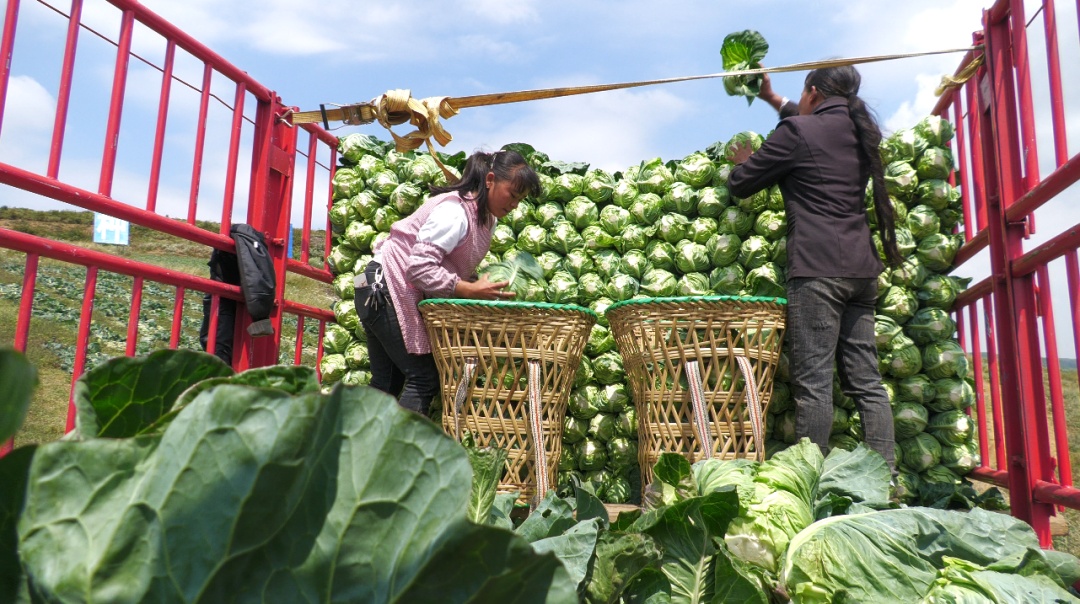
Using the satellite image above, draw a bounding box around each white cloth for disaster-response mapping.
[373,201,467,263]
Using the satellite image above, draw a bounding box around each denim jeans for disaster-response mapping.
[355,262,440,416]
[786,277,896,472]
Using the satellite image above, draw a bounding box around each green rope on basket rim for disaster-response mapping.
[604,294,788,315]
[419,298,598,319]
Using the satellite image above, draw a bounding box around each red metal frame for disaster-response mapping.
[0,0,335,450]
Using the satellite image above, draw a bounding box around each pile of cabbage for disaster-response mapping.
[321,114,975,506]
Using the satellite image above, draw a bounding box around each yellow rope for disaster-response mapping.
[935,53,985,96]
[293,45,981,176]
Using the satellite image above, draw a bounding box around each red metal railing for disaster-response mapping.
[940,0,1080,545]
[0,0,336,452]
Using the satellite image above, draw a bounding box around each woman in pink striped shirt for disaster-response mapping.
[354,149,541,415]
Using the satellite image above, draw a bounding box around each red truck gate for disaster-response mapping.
[0,0,337,449]
[938,0,1080,545]
[1,0,1079,547]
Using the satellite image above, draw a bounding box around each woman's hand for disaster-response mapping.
[456,275,516,300]
[730,141,755,165]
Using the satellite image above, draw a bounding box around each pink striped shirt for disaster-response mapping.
[374,192,494,354]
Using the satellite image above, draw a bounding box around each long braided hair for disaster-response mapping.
[805,66,904,266]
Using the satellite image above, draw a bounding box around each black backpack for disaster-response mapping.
[230,224,277,337]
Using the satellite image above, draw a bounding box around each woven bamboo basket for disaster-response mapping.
[605,295,787,489]
[419,299,596,504]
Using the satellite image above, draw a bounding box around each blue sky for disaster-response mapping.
[1,0,1079,357]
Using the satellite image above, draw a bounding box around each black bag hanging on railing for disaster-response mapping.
[199,248,240,364]
[230,224,277,337]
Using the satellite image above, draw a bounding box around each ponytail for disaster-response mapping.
[806,67,903,266]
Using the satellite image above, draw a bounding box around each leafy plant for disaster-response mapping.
[720,30,770,104]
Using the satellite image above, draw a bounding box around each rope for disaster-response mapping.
[733,355,766,462]
[452,357,478,441]
[525,359,549,504]
[935,53,985,96]
[684,360,714,459]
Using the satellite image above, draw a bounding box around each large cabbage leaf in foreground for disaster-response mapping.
[780,506,1080,603]
[15,353,576,603]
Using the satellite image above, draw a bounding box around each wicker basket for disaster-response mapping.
[419,299,596,504]
[605,295,787,488]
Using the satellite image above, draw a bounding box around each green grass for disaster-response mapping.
[0,209,334,444]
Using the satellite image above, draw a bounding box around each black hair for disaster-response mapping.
[805,66,904,267]
[429,149,541,225]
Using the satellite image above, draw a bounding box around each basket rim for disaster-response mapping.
[605,294,787,314]
[419,298,598,318]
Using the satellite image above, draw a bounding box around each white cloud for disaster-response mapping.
[460,0,540,25]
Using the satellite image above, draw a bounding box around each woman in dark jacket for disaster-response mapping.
[728,65,904,473]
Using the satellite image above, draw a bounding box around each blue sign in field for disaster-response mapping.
[93,213,130,245]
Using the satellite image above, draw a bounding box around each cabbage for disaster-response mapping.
[905,204,940,240]
[328,199,355,232]
[592,351,626,385]
[885,343,923,379]
[723,131,764,162]
[537,251,563,279]
[354,153,387,181]
[884,161,919,199]
[916,232,962,272]
[874,318,902,351]
[717,206,754,237]
[640,268,679,297]
[323,322,354,355]
[677,272,711,296]
[612,179,639,208]
[546,271,580,305]
[340,369,371,387]
[489,224,516,255]
[914,115,955,147]
[582,169,615,203]
[577,272,606,304]
[915,179,958,211]
[404,154,442,186]
[738,235,773,270]
[674,151,717,188]
[533,201,565,229]
[319,353,348,384]
[515,224,549,255]
[368,169,400,198]
[593,249,623,279]
[505,199,534,233]
[773,409,797,444]
[388,182,424,215]
[736,189,769,215]
[590,297,615,327]
[574,356,595,388]
[352,191,382,222]
[561,248,595,279]
[928,378,975,413]
[629,192,664,225]
[616,407,638,439]
[893,401,929,440]
[645,240,677,271]
[897,374,937,405]
[563,415,589,444]
[563,196,598,230]
[606,437,638,471]
[598,205,631,236]
[890,255,928,289]
[568,385,602,420]
[939,440,980,474]
[696,186,730,218]
[687,217,719,245]
[331,167,364,199]
[881,128,929,164]
[662,182,699,214]
[674,242,710,274]
[710,264,746,295]
[617,249,650,281]
[917,273,968,310]
[549,173,584,202]
[657,213,690,244]
[635,157,675,195]
[606,273,640,302]
[916,147,953,181]
[547,222,584,255]
[478,250,547,301]
[328,244,361,276]
[372,206,401,233]
[921,464,961,488]
[338,132,389,164]
[746,263,786,298]
[923,340,970,380]
[876,285,918,324]
[602,474,633,504]
[831,406,851,435]
[586,324,616,356]
[904,307,956,346]
[898,432,941,472]
[616,224,653,254]
[344,340,369,370]
[580,225,617,251]
[754,210,787,241]
[707,232,742,267]
[588,412,618,443]
[725,485,813,573]
[927,409,973,446]
[332,273,354,301]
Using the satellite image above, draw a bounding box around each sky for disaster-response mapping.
[0,0,1078,356]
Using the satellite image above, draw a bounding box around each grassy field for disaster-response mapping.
[3,208,1080,559]
[0,207,335,444]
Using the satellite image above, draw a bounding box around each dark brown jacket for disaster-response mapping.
[728,97,883,280]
